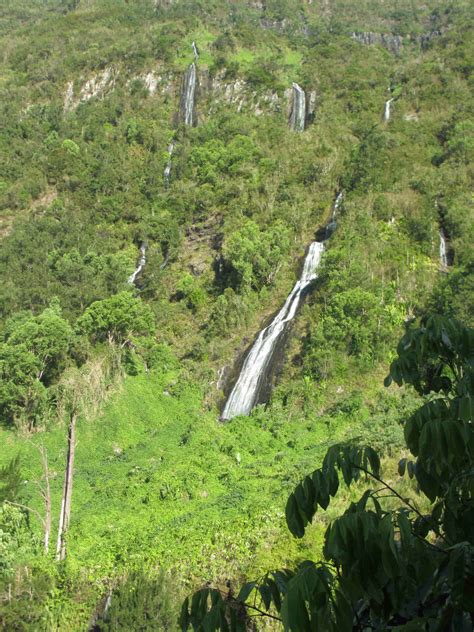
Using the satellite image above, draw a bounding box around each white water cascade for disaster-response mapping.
[192,41,199,61]
[128,243,146,285]
[164,142,175,185]
[289,82,306,132]
[221,241,325,420]
[181,63,197,126]
[332,191,344,221]
[384,98,394,122]
[439,228,448,268]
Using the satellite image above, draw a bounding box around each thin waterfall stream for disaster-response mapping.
[128,243,146,285]
[384,98,394,122]
[439,228,448,268]
[290,82,306,132]
[180,44,198,126]
[164,141,175,185]
[221,194,342,420]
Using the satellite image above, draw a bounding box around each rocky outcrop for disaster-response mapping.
[351,29,445,55]
[351,32,403,55]
[209,72,316,122]
[208,72,281,116]
[64,65,316,126]
[416,29,444,49]
[129,69,174,96]
[63,67,117,112]
[63,81,74,112]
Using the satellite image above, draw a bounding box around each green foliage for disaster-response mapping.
[77,291,155,345]
[0,503,34,580]
[0,303,73,427]
[207,288,250,337]
[222,220,290,293]
[0,456,22,504]
[0,0,472,627]
[317,288,389,358]
[93,570,180,631]
[183,317,474,631]
[176,274,207,311]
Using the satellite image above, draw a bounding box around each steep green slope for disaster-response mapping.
[0,0,472,628]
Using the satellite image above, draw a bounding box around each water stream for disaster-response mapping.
[289,82,306,132]
[439,228,448,268]
[164,142,175,185]
[384,98,394,122]
[221,195,342,420]
[128,243,146,285]
[181,63,197,126]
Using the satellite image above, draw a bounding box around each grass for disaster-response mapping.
[0,364,396,587]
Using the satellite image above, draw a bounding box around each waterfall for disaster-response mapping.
[289,82,306,132]
[439,228,448,268]
[164,142,175,185]
[181,63,197,126]
[221,194,342,420]
[332,191,344,218]
[192,41,199,61]
[128,243,146,285]
[325,191,344,239]
[384,98,394,122]
[221,242,324,420]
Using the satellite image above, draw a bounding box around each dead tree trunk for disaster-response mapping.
[56,410,77,561]
[39,445,51,554]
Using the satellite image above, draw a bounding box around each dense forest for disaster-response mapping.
[0,0,472,629]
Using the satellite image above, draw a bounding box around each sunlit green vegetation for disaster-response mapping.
[0,0,472,628]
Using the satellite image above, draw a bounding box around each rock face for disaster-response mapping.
[351,32,403,55]
[142,72,158,94]
[417,30,444,49]
[63,80,74,112]
[64,65,316,126]
[351,29,445,55]
[63,67,117,112]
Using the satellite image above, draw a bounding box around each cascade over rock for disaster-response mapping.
[439,228,448,269]
[221,194,342,421]
[192,41,199,61]
[164,142,175,185]
[289,82,306,132]
[180,63,197,126]
[128,244,146,285]
[384,98,394,122]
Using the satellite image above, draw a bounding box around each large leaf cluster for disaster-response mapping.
[182,317,474,631]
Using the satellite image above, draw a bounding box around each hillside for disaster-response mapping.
[0,1,472,629]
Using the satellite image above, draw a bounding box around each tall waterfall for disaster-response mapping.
[439,228,448,268]
[289,82,306,132]
[192,41,199,61]
[164,142,175,185]
[128,243,146,285]
[384,98,394,122]
[221,242,324,420]
[221,194,342,420]
[181,63,197,126]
